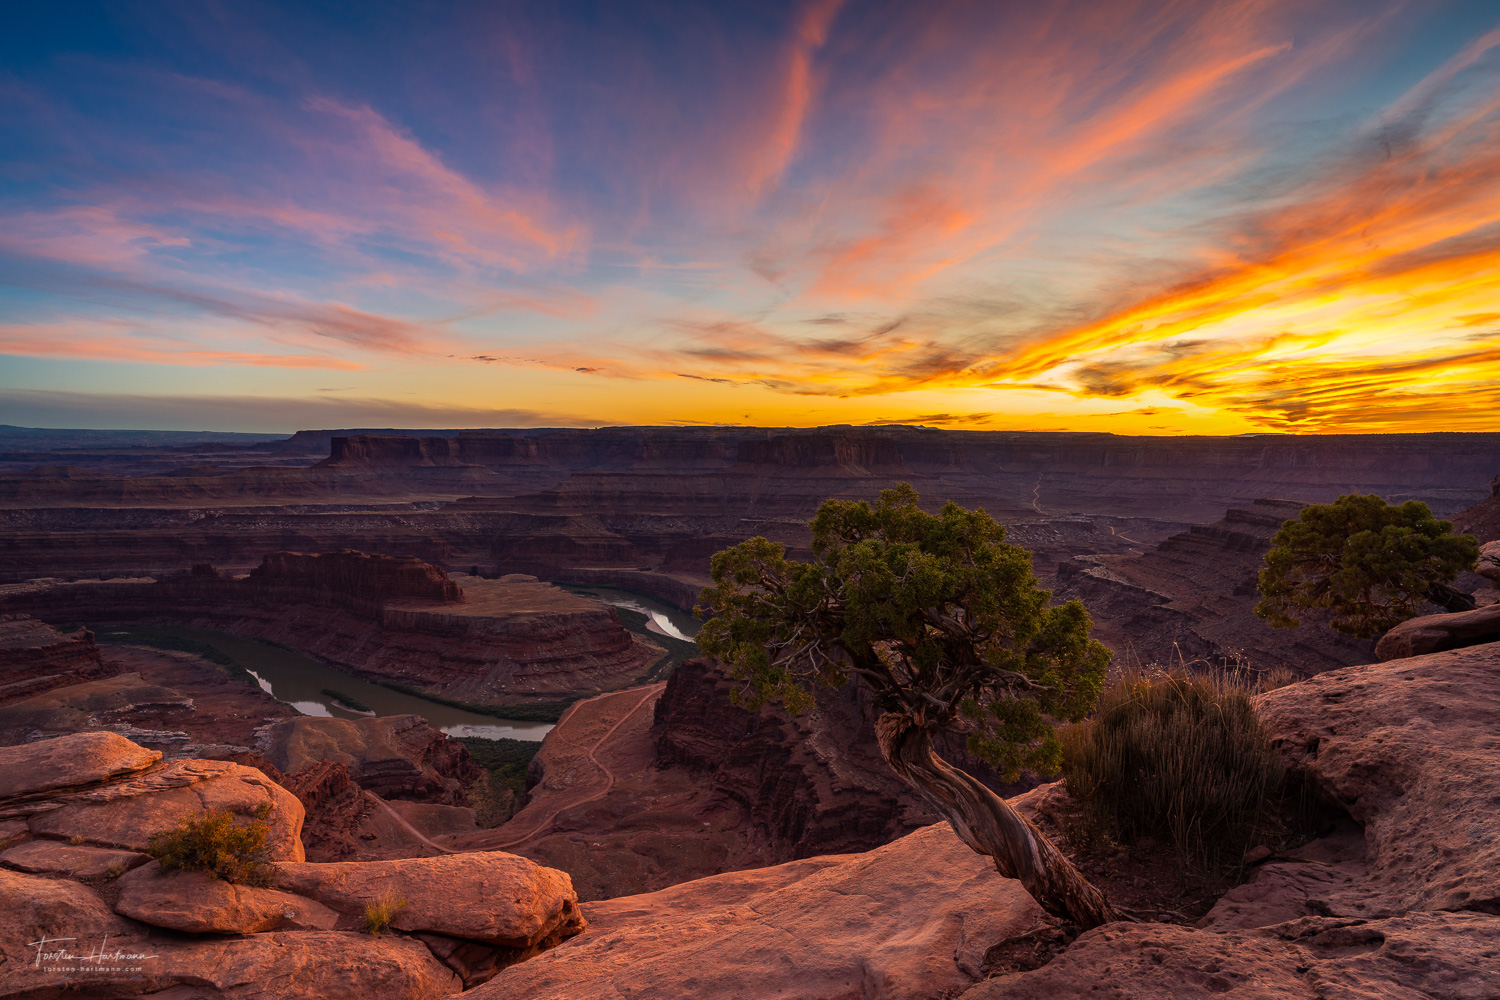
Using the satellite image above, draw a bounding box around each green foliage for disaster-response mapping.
[1060,670,1284,873]
[453,735,542,773]
[363,893,407,934]
[146,808,275,886]
[1254,494,1479,639]
[696,483,1111,780]
[456,736,541,828]
[321,688,371,712]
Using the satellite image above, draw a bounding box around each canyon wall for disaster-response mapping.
[0,559,663,705]
[1055,499,1376,674]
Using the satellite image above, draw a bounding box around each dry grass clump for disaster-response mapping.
[363,893,408,934]
[1060,668,1284,874]
[146,806,275,886]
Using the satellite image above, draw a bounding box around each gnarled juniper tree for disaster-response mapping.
[695,483,1118,928]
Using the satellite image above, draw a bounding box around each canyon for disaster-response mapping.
[3,424,1500,998]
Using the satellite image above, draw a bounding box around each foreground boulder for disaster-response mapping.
[0,729,159,801]
[116,862,340,933]
[25,757,306,860]
[275,852,585,949]
[1375,603,1500,660]
[464,821,1046,1000]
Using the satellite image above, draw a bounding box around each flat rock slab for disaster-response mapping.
[26,757,306,861]
[465,822,1047,1000]
[960,912,1500,1000]
[115,861,339,934]
[1256,642,1500,915]
[1375,604,1500,660]
[0,838,149,878]
[276,851,584,948]
[0,730,160,802]
[0,867,134,980]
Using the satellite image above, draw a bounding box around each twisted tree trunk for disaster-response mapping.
[875,712,1119,929]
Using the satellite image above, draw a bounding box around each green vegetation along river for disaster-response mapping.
[98,625,555,741]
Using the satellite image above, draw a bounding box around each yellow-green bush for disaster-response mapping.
[1060,669,1284,872]
[146,808,275,886]
[363,893,407,934]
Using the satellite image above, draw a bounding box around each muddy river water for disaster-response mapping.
[103,625,555,741]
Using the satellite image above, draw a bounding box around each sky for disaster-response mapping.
[2,0,1500,435]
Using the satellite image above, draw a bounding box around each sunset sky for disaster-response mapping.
[3,1,1499,434]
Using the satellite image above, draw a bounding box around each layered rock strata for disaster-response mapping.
[3,429,1497,604]
[257,715,483,806]
[1056,499,1376,675]
[0,613,109,700]
[0,556,664,704]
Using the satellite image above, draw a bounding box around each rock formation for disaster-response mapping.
[471,640,1500,1000]
[3,428,1497,610]
[1,558,664,705]
[1055,499,1376,675]
[257,715,482,806]
[248,549,465,608]
[1374,604,1500,660]
[0,731,583,997]
[465,822,1048,1000]
[0,613,109,700]
[457,661,1025,902]
[1453,472,1500,542]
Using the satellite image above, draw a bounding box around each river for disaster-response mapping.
[100,625,554,741]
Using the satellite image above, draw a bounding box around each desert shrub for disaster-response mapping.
[147,808,275,886]
[1060,669,1284,873]
[363,893,407,934]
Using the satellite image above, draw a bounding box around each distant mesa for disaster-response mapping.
[248,550,464,605]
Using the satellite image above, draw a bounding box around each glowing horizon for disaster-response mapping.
[3,1,1500,434]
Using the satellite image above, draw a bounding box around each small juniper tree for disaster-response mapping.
[696,484,1118,928]
[1254,494,1479,639]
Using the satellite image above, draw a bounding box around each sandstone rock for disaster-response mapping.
[0,729,160,803]
[960,911,1500,1000]
[1255,642,1500,915]
[1054,499,1376,675]
[467,822,1046,1000]
[150,931,463,999]
[259,757,379,862]
[114,861,339,933]
[248,549,464,607]
[0,838,149,878]
[1374,604,1500,660]
[0,671,195,743]
[0,868,132,972]
[1476,539,1500,584]
[275,851,584,948]
[258,715,481,806]
[0,613,108,700]
[26,757,306,861]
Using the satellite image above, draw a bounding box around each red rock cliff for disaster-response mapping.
[248,550,464,607]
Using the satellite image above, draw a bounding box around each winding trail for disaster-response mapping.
[371,795,457,855]
[459,682,666,852]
